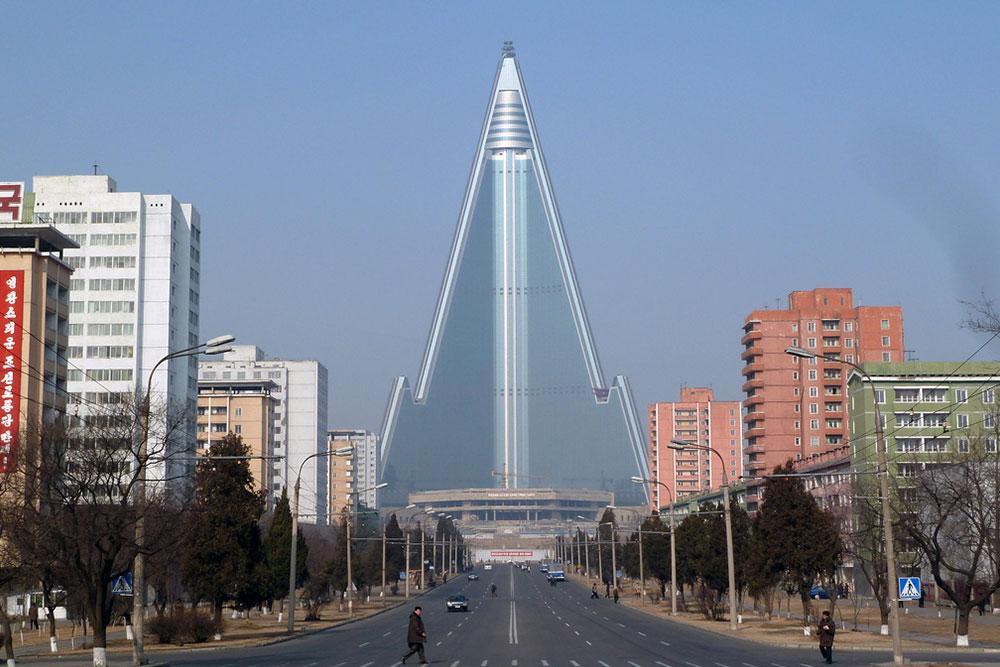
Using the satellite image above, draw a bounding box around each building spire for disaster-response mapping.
[502,41,515,58]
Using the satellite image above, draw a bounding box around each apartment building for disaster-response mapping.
[742,288,904,478]
[328,428,379,516]
[647,388,742,507]
[27,175,200,487]
[199,346,328,524]
[196,378,279,504]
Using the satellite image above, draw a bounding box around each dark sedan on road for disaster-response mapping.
[446,594,469,612]
[467,573,479,580]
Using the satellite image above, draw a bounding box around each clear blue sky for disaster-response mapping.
[6,2,1000,429]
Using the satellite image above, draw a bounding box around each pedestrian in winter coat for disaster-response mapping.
[818,610,835,664]
[613,588,620,604]
[591,584,599,599]
[401,606,428,664]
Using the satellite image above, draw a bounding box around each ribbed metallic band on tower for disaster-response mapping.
[485,90,532,150]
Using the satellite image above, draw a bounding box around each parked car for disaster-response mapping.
[809,585,830,600]
[447,595,469,612]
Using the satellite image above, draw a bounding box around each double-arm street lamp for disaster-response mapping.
[668,438,738,630]
[286,444,353,633]
[344,482,389,616]
[631,476,678,615]
[133,334,235,666]
[785,346,903,664]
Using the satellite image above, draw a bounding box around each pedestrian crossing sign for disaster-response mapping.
[898,577,921,600]
[112,572,133,596]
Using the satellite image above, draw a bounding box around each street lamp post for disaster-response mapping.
[286,445,361,634]
[669,439,737,630]
[419,521,425,592]
[132,334,234,666]
[596,528,603,587]
[600,519,617,592]
[577,516,591,578]
[786,346,903,664]
[632,477,678,615]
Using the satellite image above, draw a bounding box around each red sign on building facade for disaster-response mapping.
[0,271,24,472]
[0,183,24,223]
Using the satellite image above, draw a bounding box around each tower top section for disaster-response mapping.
[486,44,531,150]
[502,41,515,58]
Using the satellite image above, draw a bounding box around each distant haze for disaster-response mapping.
[6,3,1000,430]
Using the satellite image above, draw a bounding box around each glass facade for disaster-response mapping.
[380,49,647,506]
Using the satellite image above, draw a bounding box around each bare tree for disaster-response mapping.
[2,396,190,667]
[897,440,1000,646]
[844,477,892,635]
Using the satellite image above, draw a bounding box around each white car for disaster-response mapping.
[484,564,493,570]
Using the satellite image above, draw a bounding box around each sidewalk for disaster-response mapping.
[566,573,1000,652]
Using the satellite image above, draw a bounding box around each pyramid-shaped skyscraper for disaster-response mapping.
[380,44,648,505]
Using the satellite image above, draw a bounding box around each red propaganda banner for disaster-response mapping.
[0,183,24,223]
[490,550,534,558]
[0,271,24,472]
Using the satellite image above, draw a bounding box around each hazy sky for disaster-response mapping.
[6,2,1000,430]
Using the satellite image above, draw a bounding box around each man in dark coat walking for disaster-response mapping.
[818,610,835,664]
[401,606,428,664]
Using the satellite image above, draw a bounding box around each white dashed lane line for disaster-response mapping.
[660,641,671,647]
[383,631,392,637]
[570,662,580,667]
[715,663,730,667]
[638,631,647,636]
[358,642,369,648]
[585,640,592,646]
[481,661,488,667]
[742,663,758,667]
[450,662,460,667]
[685,661,703,667]
[599,661,611,667]
[656,662,672,667]
[541,661,549,666]
[629,662,643,667]
[361,663,373,667]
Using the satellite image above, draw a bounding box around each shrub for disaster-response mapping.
[147,607,220,645]
[147,614,178,644]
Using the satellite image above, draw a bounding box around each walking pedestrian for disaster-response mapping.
[28,604,38,630]
[818,610,835,664]
[591,583,599,599]
[613,587,620,605]
[401,606,428,664]
[605,581,611,598]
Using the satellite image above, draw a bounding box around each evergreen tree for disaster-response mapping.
[181,434,267,626]
[263,489,308,604]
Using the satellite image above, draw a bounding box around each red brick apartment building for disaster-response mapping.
[647,388,743,509]
[741,288,904,478]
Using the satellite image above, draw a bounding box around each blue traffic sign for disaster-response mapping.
[112,572,133,596]
[898,577,921,600]
[399,572,407,580]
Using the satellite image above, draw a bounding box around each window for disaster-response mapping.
[69,301,84,313]
[957,414,969,428]
[807,337,816,348]
[809,403,818,414]
[845,322,853,332]
[69,279,85,291]
[882,336,890,347]
[895,438,920,453]
[66,234,87,245]
[810,419,819,430]
[88,301,135,313]
[881,319,890,329]
[985,389,996,404]
[808,369,817,380]
[791,323,799,332]
[986,414,996,430]
[809,386,818,397]
[845,338,853,348]
[90,211,136,224]
[956,389,968,404]
[959,438,970,453]
[882,352,891,362]
[235,407,242,417]
[67,346,83,358]
[794,404,800,413]
[807,321,816,332]
[988,438,998,453]
[65,256,86,269]
[88,278,135,291]
[67,323,83,335]
[86,345,134,358]
[810,436,820,446]
[90,233,136,246]
[87,323,134,336]
[234,425,242,434]
[792,371,799,380]
[874,389,886,404]
[89,255,136,269]
[896,388,919,402]
[793,387,800,397]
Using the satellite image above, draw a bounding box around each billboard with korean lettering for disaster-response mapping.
[0,183,24,223]
[0,272,24,472]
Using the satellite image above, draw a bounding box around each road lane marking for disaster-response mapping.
[542,661,549,666]
[629,662,642,667]
[361,663,373,667]
[564,622,570,627]
[741,663,758,667]
[436,641,443,646]
[618,622,626,628]
[571,662,580,667]
[451,662,460,667]
[800,664,815,667]
[512,661,518,666]
[603,616,610,620]
[383,631,392,636]
[715,663,730,667]
[638,631,647,636]
[482,662,488,667]
[359,642,370,647]
[660,641,671,647]
[771,663,788,667]
[599,662,611,667]
[656,662,672,667]
[448,631,453,636]
[685,661,703,667]
[585,641,592,646]
[574,630,580,636]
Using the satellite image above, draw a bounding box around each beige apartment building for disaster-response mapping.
[0,225,75,464]
[196,379,278,503]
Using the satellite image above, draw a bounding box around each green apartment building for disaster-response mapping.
[848,361,1000,478]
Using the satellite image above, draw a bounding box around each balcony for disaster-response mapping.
[740,328,763,346]
[742,377,764,393]
[745,444,766,455]
[745,424,766,437]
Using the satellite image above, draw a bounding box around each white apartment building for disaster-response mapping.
[328,428,380,514]
[32,174,200,488]
[199,346,328,524]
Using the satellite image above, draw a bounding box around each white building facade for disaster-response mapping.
[32,174,200,488]
[199,346,328,524]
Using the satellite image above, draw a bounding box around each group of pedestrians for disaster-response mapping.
[588,582,620,603]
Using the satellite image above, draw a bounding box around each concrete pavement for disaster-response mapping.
[15,564,1000,666]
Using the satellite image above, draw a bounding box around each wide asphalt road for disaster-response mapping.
[19,564,1000,666]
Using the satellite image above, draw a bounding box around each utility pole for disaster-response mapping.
[610,524,618,592]
[638,524,645,604]
[584,533,590,578]
[346,506,354,616]
[419,523,425,591]
[405,533,410,599]
[597,530,603,586]
[381,521,387,607]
